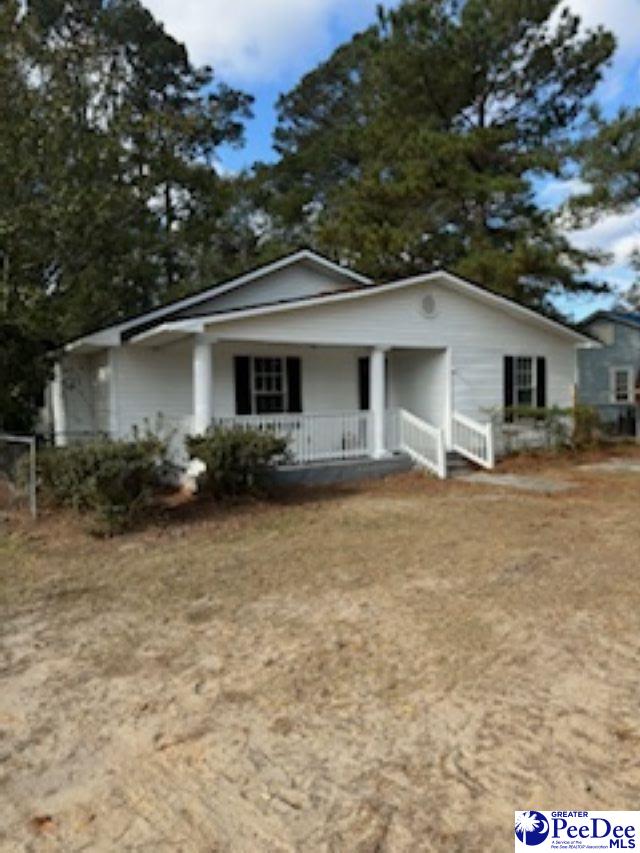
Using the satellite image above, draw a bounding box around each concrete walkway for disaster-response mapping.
[459,472,576,494]
[579,458,640,474]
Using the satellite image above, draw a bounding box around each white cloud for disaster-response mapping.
[569,207,640,265]
[145,0,640,92]
[536,177,590,209]
[143,0,640,97]
[564,0,640,57]
[562,0,640,106]
[145,0,382,82]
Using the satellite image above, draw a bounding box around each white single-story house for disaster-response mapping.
[49,250,596,479]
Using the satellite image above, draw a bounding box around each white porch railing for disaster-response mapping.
[452,411,495,469]
[214,411,373,465]
[386,408,446,479]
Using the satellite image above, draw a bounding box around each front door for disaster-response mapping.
[358,356,389,411]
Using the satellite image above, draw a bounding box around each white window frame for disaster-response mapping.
[610,366,635,405]
[251,356,289,415]
[513,355,537,410]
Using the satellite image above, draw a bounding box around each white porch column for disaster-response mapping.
[370,346,388,459]
[192,334,214,434]
[444,347,454,449]
[51,361,68,447]
[107,348,120,439]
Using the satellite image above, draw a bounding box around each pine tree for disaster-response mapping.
[573,107,640,306]
[0,0,253,428]
[262,0,615,308]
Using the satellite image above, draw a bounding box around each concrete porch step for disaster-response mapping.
[446,451,478,478]
[269,454,414,488]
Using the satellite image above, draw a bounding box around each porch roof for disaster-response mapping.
[129,320,203,347]
[127,270,597,348]
[64,249,371,354]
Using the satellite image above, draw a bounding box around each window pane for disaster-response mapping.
[252,356,287,414]
[256,394,285,414]
[516,357,532,387]
[517,388,533,406]
[614,370,631,403]
[512,356,534,416]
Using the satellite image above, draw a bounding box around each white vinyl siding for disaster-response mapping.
[174,263,353,317]
[113,343,193,438]
[93,352,111,433]
[55,354,108,438]
[199,280,577,422]
[388,349,448,427]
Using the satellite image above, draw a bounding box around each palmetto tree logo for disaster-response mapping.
[515,811,550,846]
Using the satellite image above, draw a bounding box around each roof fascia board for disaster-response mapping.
[69,250,372,349]
[171,271,591,345]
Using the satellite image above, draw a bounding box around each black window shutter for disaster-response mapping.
[234,356,252,415]
[286,357,302,413]
[536,357,547,409]
[358,357,370,411]
[504,356,514,422]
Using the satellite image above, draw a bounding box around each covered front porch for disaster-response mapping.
[176,337,495,479]
[52,333,495,478]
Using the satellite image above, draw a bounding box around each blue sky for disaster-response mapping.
[145,0,640,319]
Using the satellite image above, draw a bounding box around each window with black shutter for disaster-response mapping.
[234,356,251,415]
[235,356,302,415]
[358,357,370,411]
[536,357,547,409]
[504,355,547,419]
[286,357,302,413]
[504,356,514,422]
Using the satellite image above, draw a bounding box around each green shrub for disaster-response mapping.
[186,426,290,499]
[36,436,167,535]
[572,404,601,449]
[493,404,602,454]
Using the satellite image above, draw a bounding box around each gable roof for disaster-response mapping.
[581,309,640,333]
[129,269,596,348]
[66,249,372,353]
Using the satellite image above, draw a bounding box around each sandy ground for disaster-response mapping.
[1,447,640,851]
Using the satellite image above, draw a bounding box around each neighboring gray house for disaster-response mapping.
[578,310,640,435]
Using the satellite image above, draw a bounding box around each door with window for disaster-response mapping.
[610,366,634,405]
[610,366,637,436]
[357,356,390,411]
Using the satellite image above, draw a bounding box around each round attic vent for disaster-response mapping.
[420,292,437,318]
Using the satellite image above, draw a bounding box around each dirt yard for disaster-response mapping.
[1,447,640,851]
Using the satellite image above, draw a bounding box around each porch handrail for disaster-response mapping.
[452,411,495,469]
[393,408,447,479]
[214,410,373,465]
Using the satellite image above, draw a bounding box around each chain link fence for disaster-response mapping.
[0,434,37,519]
